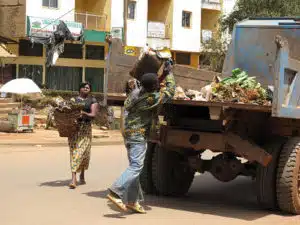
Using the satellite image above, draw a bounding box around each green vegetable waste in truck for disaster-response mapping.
[105,18,300,215]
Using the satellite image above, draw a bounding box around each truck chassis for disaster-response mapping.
[140,101,300,215]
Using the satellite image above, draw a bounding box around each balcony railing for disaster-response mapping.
[202,0,221,10]
[146,21,171,49]
[75,12,107,31]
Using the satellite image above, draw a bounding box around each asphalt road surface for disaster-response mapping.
[0,144,299,225]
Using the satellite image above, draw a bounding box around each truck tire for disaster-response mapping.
[276,138,300,215]
[140,142,156,194]
[256,138,286,210]
[152,144,195,196]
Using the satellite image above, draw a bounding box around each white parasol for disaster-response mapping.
[0,78,41,94]
[0,78,42,107]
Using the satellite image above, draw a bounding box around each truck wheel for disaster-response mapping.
[152,145,195,196]
[140,142,156,194]
[277,138,300,215]
[256,138,286,210]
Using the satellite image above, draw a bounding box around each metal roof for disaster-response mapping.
[0,44,16,58]
[0,35,18,44]
[236,19,299,27]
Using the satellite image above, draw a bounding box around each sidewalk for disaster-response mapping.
[0,129,124,146]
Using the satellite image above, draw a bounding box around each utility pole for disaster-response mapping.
[123,0,127,45]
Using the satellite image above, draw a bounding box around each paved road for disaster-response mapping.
[0,144,299,225]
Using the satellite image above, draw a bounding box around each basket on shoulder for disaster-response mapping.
[53,100,84,137]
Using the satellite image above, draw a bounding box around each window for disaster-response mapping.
[1,64,16,84]
[19,65,43,87]
[46,66,82,91]
[42,0,58,8]
[59,44,83,59]
[182,11,191,28]
[128,1,136,19]
[86,45,105,60]
[19,39,43,57]
[85,68,104,92]
[176,52,191,65]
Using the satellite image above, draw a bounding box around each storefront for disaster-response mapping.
[2,16,107,93]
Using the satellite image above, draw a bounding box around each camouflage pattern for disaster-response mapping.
[124,73,176,141]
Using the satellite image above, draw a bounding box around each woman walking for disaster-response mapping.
[68,82,98,189]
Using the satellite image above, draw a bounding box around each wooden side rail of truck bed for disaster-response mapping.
[107,93,272,113]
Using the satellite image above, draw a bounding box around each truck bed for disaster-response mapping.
[106,93,272,113]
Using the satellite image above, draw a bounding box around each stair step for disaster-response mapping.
[0,98,13,103]
[0,103,19,109]
[0,108,16,113]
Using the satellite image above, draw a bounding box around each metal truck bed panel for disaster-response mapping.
[223,19,300,119]
[171,100,271,112]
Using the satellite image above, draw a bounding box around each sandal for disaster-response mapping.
[68,183,76,189]
[107,194,127,212]
[126,202,146,214]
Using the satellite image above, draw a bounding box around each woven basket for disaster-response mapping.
[54,107,81,137]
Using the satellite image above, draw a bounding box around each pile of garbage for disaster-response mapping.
[174,68,272,106]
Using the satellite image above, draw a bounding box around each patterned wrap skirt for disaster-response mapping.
[68,122,92,173]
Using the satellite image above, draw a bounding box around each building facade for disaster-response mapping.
[0,0,108,92]
[108,0,225,69]
[0,0,236,91]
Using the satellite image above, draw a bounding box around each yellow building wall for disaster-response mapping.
[148,0,173,39]
[5,41,105,84]
[201,9,220,34]
[148,0,172,23]
[191,53,200,68]
[172,51,199,68]
[75,0,111,31]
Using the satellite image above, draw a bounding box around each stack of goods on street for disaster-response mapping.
[174,68,272,106]
[11,104,35,115]
[53,100,84,137]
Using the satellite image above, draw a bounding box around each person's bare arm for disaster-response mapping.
[82,103,99,118]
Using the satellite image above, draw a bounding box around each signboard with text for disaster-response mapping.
[27,16,83,39]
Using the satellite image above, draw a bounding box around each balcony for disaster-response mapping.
[75,12,107,31]
[202,0,221,11]
[147,21,171,49]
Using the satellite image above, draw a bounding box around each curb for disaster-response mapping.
[0,141,124,147]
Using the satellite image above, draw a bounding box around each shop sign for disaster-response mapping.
[27,16,83,39]
[111,27,123,40]
[124,46,137,56]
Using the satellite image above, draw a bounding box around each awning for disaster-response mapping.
[0,36,18,44]
[27,16,83,40]
[0,44,16,58]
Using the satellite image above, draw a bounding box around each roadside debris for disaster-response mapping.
[174,68,272,106]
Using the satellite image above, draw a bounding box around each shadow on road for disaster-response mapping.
[83,190,152,218]
[83,174,290,221]
[39,179,71,187]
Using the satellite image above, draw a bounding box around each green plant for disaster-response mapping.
[201,30,228,73]
[221,0,300,33]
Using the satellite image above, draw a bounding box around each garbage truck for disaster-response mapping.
[106,18,300,215]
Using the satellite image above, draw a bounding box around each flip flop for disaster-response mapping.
[68,183,76,189]
[126,203,146,214]
[107,194,127,212]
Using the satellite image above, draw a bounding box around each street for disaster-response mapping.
[0,136,299,225]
